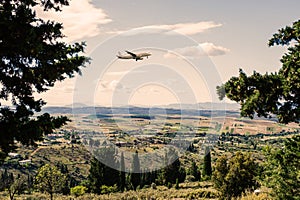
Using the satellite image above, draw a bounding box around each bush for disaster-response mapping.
[100,184,118,194]
[212,152,259,199]
[185,175,195,182]
[70,185,88,197]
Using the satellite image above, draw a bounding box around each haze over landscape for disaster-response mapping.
[34,0,300,107]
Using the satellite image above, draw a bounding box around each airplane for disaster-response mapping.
[117,50,151,61]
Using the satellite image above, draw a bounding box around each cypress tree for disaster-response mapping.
[130,151,140,190]
[163,148,183,185]
[88,147,120,193]
[119,152,126,192]
[203,146,212,178]
[190,161,201,181]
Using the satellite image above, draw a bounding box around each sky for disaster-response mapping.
[35,0,300,107]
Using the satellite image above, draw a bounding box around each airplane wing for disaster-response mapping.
[125,50,137,57]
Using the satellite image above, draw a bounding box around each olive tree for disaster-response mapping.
[35,164,67,200]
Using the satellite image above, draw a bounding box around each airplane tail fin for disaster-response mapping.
[116,51,122,58]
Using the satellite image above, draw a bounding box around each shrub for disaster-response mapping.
[70,185,88,197]
[185,175,195,182]
[100,184,118,194]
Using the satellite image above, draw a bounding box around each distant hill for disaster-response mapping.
[42,103,240,118]
[65,103,89,108]
[165,102,240,111]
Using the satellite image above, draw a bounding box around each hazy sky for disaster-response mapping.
[36,0,300,107]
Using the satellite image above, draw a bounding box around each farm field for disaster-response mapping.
[1,106,298,199]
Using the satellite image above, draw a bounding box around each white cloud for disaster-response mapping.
[164,43,230,59]
[111,21,222,36]
[35,0,112,42]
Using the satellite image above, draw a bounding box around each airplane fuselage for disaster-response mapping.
[117,51,151,61]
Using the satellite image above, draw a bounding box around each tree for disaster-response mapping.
[212,152,259,199]
[202,146,212,179]
[212,155,229,198]
[55,161,75,195]
[7,175,27,200]
[130,151,141,190]
[0,169,13,191]
[162,148,186,185]
[190,161,201,181]
[35,164,67,200]
[87,147,120,194]
[0,171,27,200]
[119,152,126,192]
[217,19,300,124]
[87,157,102,193]
[0,0,88,161]
[262,135,300,199]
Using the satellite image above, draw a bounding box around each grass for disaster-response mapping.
[0,184,273,200]
[0,182,218,200]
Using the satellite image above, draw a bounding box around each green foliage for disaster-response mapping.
[202,147,212,178]
[175,178,179,189]
[164,148,186,184]
[70,185,88,197]
[212,152,259,199]
[0,0,88,161]
[139,169,156,188]
[87,147,120,194]
[167,182,172,189]
[130,151,141,190]
[262,135,300,199]
[55,161,76,195]
[0,171,28,200]
[100,184,118,194]
[189,161,201,181]
[0,169,13,191]
[34,164,67,200]
[119,152,126,192]
[217,19,300,124]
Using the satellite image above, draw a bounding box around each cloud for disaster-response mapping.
[98,80,125,92]
[164,43,230,59]
[35,0,112,42]
[110,21,222,36]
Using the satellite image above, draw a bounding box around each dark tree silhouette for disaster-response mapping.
[162,148,186,185]
[190,161,201,181]
[88,147,120,194]
[119,152,126,192]
[0,0,88,161]
[130,151,141,190]
[202,146,212,178]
